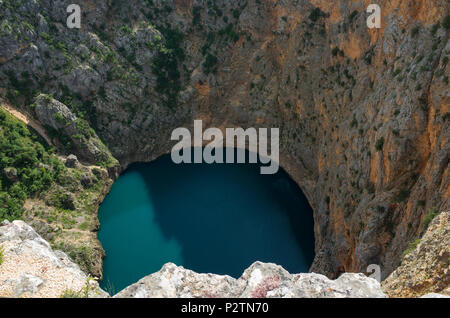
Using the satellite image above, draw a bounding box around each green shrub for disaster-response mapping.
[349,10,358,24]
[151,28,185,108]
[60,289,83,298]
[394,189,410,202]
[309,7,327,22]
[119,25,132,34]
[331,47,339,56]
[203,53,218,74]
[366,182,375,194]
[402,239,420,257]
[98,86,107,99]
[60,277,95,298]
[56,41,67,52]
[53,113,65,124]
[192,6,202,25]
[363,48,374,64]
[40,32,53,46]
[422,209,439,231]
[0,109,62,220]
[220,23,239,42]
[431,22,440,35]
[5,70,34,104]
[442,15,450,30]
[375,137,384,151]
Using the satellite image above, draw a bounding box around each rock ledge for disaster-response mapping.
[115,262,386,298]
[0,220,107,298]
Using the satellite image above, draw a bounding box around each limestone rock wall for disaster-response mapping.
[382,211,450,297]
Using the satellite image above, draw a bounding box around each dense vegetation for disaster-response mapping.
[151,28,185,109]
[0,109,64,221]
[0,108,110,275]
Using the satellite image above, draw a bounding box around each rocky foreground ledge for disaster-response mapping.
[382,211,450,297]
[0,218,447,298]
[0,220,107,298]
[114,262,385,298]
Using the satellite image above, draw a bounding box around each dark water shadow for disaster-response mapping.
[130,147,315,278]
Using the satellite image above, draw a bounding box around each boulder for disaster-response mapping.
[33,94,117,166]
[0,220,108,298]
[34,94,76,131]
[60,192,76,210]
[65,155,78,168]
[80,173,95,188]
[13,274,45,297]
[3,167,18,183]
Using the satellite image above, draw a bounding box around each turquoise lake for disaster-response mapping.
[98,150,315,294]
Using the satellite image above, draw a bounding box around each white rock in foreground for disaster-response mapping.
[0,220,107,298]
[115,262,387,298]
[0,220,386,298]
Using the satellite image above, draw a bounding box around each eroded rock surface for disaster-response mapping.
[115,262,386,298]
[0,220,107,298]
[0,220,388,298]
[34,94,117,166]
[382,211,450,298]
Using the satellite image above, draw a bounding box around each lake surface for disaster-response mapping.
[98,149,315,294]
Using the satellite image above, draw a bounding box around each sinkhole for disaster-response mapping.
[98,148,315,293]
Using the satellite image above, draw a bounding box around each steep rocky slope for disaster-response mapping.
[0,0,448,283]
[0,220,107,297]
[382,210,449,297]
[0,105,113,279]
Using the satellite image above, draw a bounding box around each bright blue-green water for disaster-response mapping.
[98,150,315,294]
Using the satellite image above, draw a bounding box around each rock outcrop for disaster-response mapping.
[0,220,388,298]
[115,262,386,298]
[0,220,107,298]
[34,94,117,166]
[382,211,450,298]
[3,167,18,183]
[421,290,450,298]
[65,154,79,168]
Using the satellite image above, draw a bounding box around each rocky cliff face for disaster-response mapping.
[382,211,450,297]
[33,94,117,165]
[0,0,448,282]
